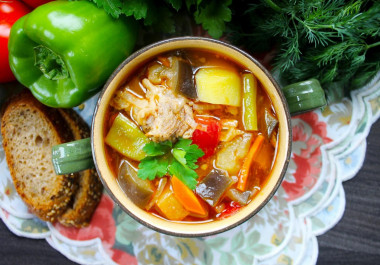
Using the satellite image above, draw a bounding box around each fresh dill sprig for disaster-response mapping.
[227,0,380,101]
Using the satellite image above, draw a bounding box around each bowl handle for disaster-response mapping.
[52,138,93,175]
[282,78,327,115]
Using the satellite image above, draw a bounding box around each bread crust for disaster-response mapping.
[57,109,103,227]
[1,91,77,222]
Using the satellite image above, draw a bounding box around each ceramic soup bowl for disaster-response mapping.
[54,37,325,237]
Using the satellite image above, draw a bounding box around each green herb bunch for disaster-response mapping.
[85,0,233,39]
[228,0,380,101]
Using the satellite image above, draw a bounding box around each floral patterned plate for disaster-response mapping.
[0,72,379,265]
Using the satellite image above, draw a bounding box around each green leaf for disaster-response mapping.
[172,148,187,166]
[91,0,123,18]
[247,230,260,245]
[168,160,198,190]
[185,0,203,10]
[122,0,149,20]
[137,138,203,188]
[203,245,214,265]
[143,140,172,156]
[311,216,326,230]
[236,252,254,265]
[144,4,176,33]
[206,236,228,248]
[173,138,192,149]
[231,231,244,251]
[220,252,235,265]
[138,156,168,180]
[166,0,182,11]
[174,138,204,169]
[156,5,176,33]
[251,244,272,255]
[194,0,232,38]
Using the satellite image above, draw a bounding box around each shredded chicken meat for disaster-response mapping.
[111,78,197,142]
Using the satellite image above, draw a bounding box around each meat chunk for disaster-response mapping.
[111,78,197,142]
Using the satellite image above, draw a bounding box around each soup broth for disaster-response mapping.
[104,49,278,222]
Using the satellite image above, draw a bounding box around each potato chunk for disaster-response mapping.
[195,67,242,106]
[216,133,253,175]
[155,184,189,221]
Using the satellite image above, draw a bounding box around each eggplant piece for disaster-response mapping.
[148,55,196,99]
[196,169,233,207]
[171,56,197,99]
[264,109,278,138]
[225,188,252,205]
[117,160,154,209]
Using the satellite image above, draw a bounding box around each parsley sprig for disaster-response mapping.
[84,0,232,38]
[138,138,204,190]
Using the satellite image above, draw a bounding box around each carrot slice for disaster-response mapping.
[171,176,208,217]
[237,134,265,191]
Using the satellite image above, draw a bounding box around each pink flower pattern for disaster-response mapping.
[54,194,137,265]
[282,112,332,201]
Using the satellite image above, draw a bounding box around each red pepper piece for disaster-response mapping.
[217,201,242,220]
[191,117,221,158]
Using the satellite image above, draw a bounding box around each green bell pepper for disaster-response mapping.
[8,1,137,108]
[105,113,149,161]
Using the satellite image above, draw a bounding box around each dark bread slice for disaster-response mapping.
[1,92,76,222]
[57,109,103,227]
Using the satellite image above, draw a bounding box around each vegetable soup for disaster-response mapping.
[104,49,278,222]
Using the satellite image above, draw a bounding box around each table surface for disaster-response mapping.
[0,119,379,265]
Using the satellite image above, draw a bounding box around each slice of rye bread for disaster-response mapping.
[57,109,103,227]
[1,92,77,222]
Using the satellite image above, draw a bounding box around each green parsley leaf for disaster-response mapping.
[91,0,123,18]
[122,0,149,20]
[174,138,204,169]
[166,0,182,11]
[137,138,204,189]
[168,160,198,190]
[143,140,172,156]
[185,0,203,10]
[138,156,168,180]
[144,4,176,33]
[194,0,232,39]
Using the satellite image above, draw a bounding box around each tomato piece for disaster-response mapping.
[191,117,221,158]
[0,0,31,83]
[217,201,242,220]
